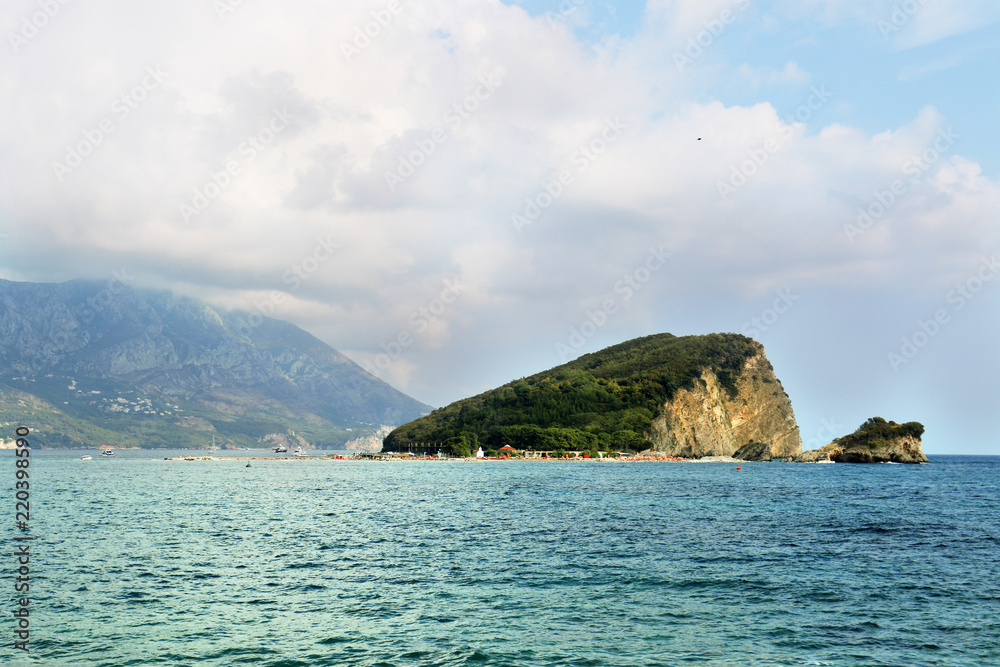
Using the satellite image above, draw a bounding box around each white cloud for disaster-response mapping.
[897,53,966,80]
[774,0,1000,48]
[1,0,998,425]
[882,0,1000,50]
[733,61,811,89]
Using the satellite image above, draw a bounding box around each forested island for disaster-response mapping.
[384,332,802,459]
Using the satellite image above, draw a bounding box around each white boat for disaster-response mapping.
[101,449,115,457]
[81,455,92,460]
[293,446,307,457]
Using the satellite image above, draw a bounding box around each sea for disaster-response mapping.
[4,450,999,667]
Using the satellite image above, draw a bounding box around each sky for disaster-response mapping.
[1,0,999,455]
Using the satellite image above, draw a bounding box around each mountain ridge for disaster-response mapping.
[0,278,430,448]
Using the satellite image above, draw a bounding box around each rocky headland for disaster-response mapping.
[384,333,803,459]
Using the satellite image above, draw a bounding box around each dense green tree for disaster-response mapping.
[837,417,925,449]
[383,333,760,454]
[444,435,472,458]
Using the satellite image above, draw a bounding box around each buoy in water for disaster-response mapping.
[246,462,252,467]
[736,467,742,470]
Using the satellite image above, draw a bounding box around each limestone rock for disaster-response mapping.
[795,447,837,463]
[344,425,395,451]
[795,417,927,464]
[645,346,802,459]
[733,440,779,462]
[263,431,311,450]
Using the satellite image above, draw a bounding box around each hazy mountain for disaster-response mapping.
[0,279,430,448]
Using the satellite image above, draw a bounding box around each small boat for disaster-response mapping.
[81,455,92,460]
[272,444,288,453]
[293,446,307,457]
[101,449,115,457]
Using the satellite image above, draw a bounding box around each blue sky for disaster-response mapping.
[1,0,999,454]
[503,0,1000,176]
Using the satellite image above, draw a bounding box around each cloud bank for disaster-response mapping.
[1,0,998,452]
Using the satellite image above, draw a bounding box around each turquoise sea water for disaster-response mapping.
[4,451,999,666]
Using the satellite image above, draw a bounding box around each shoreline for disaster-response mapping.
[154,454,721,463]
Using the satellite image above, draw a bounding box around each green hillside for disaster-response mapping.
[383,333,760,456]
[0,378,352,449]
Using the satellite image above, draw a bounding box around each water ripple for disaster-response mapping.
[15,453,1000,666]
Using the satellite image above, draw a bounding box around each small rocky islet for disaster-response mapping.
[792,417,927,464]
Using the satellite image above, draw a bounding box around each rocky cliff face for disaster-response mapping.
[645,349,802,459]
[263,431,312,451]
[344,425,394,451]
